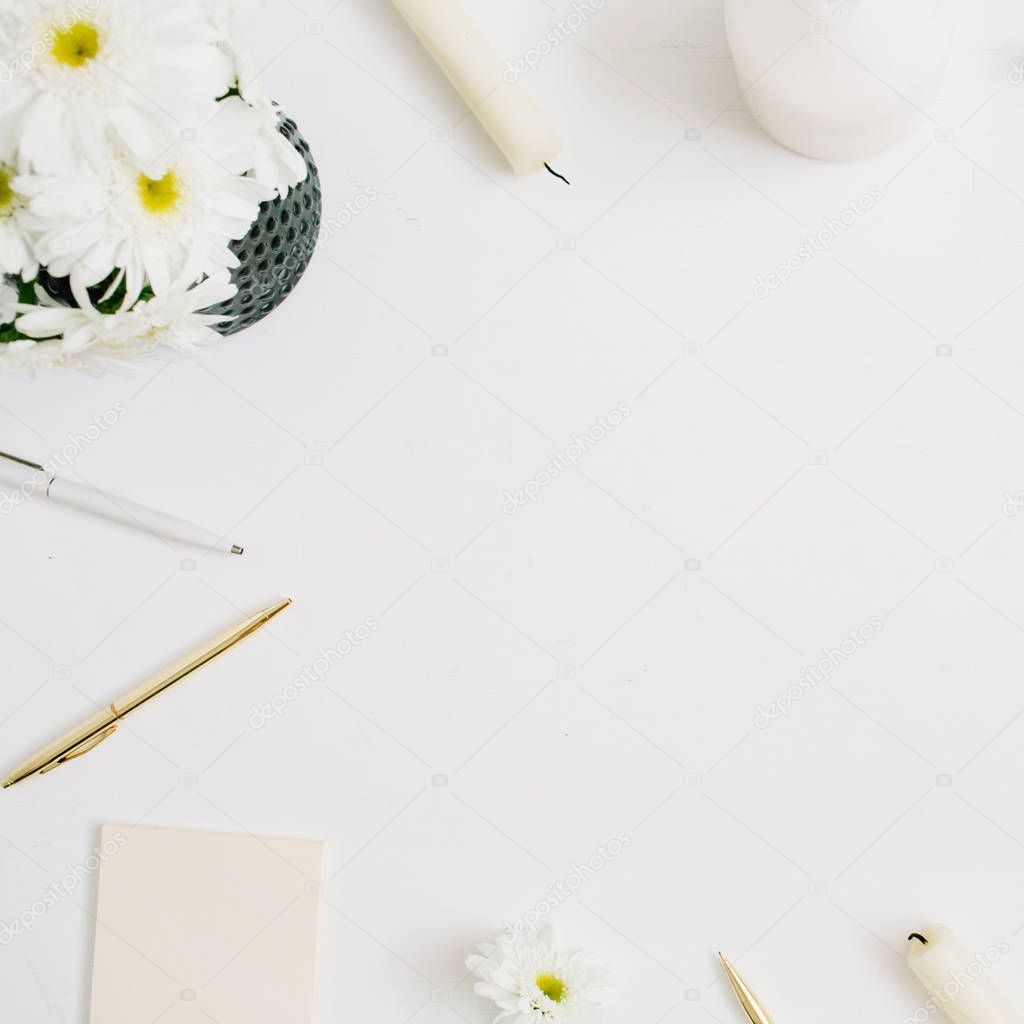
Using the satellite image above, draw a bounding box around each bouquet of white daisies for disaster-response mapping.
[0,0,308,372]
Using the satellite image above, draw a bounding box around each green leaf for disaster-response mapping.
[94,272,127,314]
[0,323,26,344]
[16,276,38,305]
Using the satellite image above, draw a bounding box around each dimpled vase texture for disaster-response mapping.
[209,115,323,335]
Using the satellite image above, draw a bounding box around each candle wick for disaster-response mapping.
[908,933,929,945]
[545,163,571,185]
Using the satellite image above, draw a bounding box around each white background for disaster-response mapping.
[3,0,1024,1022]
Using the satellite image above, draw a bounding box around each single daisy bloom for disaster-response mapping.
[466,925,620,1024]
[0,0,233,172]
[22,125,271,304]
[0,162,41,279]
[120,272,238,353]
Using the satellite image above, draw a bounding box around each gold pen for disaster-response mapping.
[719,952,776,1024]
[3,598,292,789]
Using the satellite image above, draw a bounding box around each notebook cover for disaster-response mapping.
[89,824,324,1024]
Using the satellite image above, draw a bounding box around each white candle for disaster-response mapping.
[724,0,953,161]
[390,0,562,175]
[906,925,1021,1024]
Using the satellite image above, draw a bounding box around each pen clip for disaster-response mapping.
[38,724,119,775]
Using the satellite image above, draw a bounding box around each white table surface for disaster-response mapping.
[4,1,1024,1021]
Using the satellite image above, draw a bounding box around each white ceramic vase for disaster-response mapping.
[724,0,954,161]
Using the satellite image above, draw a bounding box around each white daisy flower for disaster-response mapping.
[0,304,139,374]
[0,163,40,279]
[121,272,238,353]
[3,273,236,373]
[21,125,270,304]
[466,925,620,1024]
[0,0,234,172]
[207,0,307,196]
[13,301,118,356]
[235,88,308,198]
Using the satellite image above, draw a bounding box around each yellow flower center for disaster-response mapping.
[137,171,181,215]
[0,168,13,213]
[536,975,566,1003]
[51,22,101,67]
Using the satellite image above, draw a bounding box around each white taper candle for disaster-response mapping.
[390,0,562,175]
[906,926,1021,1024]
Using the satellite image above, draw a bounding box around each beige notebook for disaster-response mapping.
[89,824,325,1024]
